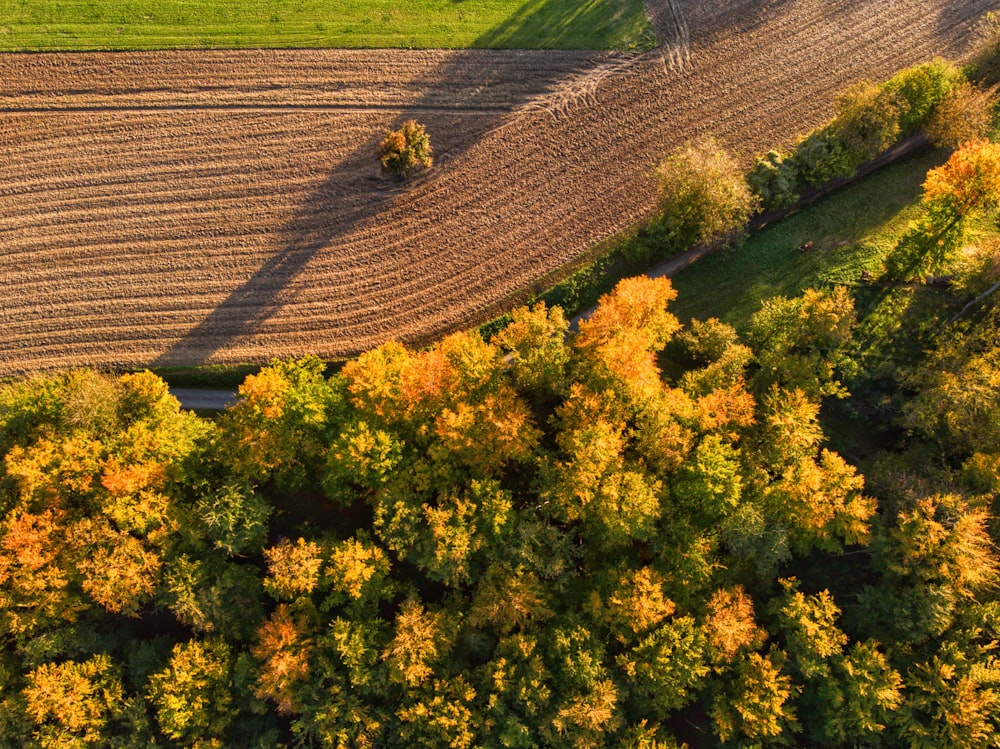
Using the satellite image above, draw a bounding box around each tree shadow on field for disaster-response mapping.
[153,6,615,369]
[475,0,654,50]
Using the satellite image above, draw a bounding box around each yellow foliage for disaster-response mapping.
[551,679,622,748]
[24,655,123,742]
[383,599,450,687]
[5,434,103,508]
[263,538,324,600]
[705,586,765,664]
[603,567,676,639]
[75,520,161,616]
[238,367,291,420]
[327,538,390,600]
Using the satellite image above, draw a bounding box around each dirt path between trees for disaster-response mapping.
[0,0,990,374]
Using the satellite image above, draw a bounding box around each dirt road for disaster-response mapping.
[0,0,990,374]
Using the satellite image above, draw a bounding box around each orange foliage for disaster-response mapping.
[434,386,540,472]
[704,586,766,663]
[239,367,291,420]
[923,139,1000,217]
[575,276,681,403]
[0,509,84,635]
[100,457,167,496]
[76,521,161,616]
[602,567,676,639]
[251,604,313,715]
[696,383,756,435]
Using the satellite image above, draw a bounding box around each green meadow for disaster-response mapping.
[0,0,654,50]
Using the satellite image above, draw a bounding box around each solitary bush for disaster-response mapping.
[655,138,759,251]
[380,120,433,178]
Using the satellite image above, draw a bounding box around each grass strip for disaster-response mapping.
[0,0,654,51]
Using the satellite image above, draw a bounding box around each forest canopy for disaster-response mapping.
[0,266,997,748]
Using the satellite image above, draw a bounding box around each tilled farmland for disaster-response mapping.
[0,0,990,374]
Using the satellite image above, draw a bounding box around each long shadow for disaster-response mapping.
[153,131,391,366]
[151,0,978,369]
[150,31,604,366]
[148,0,810,369]
[475,0,655,49]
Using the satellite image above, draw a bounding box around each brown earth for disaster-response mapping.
[0,0,991,374]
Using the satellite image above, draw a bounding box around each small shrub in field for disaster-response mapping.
[380,120,433,178]
[655,138,759,251]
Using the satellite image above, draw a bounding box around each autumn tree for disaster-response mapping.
[24,654,148,748]
[831,81,902,165]
[219,355,337,494]
[748,286,857,399]
[380,119,433,178]
[710,650,799,745]
[492,302,571,398]
[886,139,1000,278]
[926,81,997,148]
[655,137,760,251]
[898,642,1000,748]
[147,639,236,746]
[903,308,1000,458]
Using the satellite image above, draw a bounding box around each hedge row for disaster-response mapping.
[748,59,964,210]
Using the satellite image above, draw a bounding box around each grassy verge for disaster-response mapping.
[0,0,654,51]
[667,147,948,330]
[147,364,262,389]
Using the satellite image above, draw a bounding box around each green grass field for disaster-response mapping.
[668,148,950,329]
[0,0,654,50]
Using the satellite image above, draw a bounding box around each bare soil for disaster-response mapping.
[0,0,989,374]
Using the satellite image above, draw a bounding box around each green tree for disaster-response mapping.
[898,642,1000,749]
[655,137,759,251]
[710,650,799,746]
[748,286,856,399]
[620,616,709,718]
[396,676,478,749]
[492,302,570,397]
[148,639,235,746]
[830,81,902,165]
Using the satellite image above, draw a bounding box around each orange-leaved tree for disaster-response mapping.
[380,120,433,178]
[887,139,1000,277]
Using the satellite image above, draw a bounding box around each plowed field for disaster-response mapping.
[0,0,990,374]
